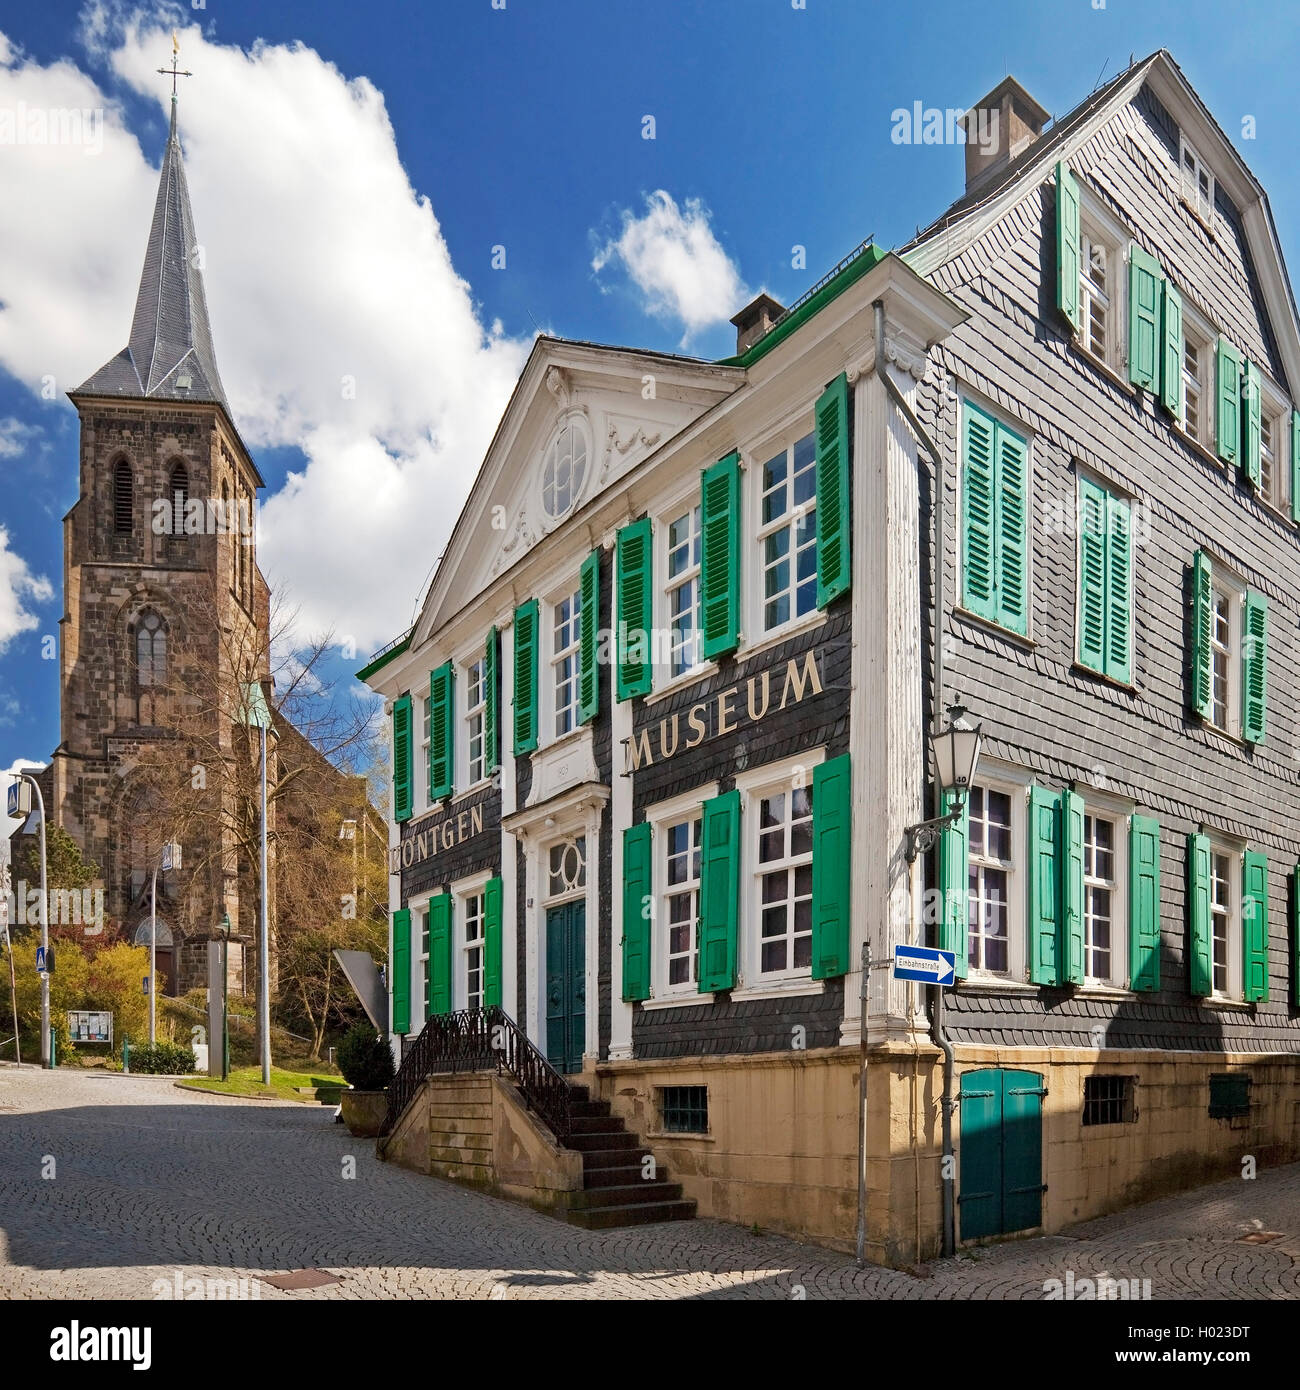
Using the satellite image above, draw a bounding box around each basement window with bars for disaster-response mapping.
[658,1085,708,1134]
[1209,1072,1250,1120]
[1082,1074,1136,1126]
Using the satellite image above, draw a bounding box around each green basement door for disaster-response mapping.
[958,1068,1046,1240]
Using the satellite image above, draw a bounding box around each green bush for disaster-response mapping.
[127,1040,196,1075]
[336,1022,394,1091]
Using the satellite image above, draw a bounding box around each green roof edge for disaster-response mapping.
[356,634,412,684]
[716,242,888,369]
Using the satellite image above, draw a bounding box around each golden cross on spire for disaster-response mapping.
[156,32,193,99]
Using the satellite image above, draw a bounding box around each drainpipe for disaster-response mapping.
[872,300,956,1260]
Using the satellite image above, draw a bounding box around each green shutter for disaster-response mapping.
[512,599,538,755]
[815,374,851,608]
[1106,492,1132,684]
[1129,815,1161,992]
[615,518,653,701]
[1216,336,1241,464]
[811,754,851,979]
[579,547,601,724]
[1242,851,1268,1003]
[391,907,411,1034]
[1242,590,1267,745]
[961,401,997,621]
[1292,865,1300,1007]
[484,626,500,774]
[1291,410,1300,524]
[1161,280,1183,419]
[428,891,452,1017]
[1128,245,1162,392]
[1191,550,1213,720]
[700,451,741,658]
[483,876,503,1008]
[1187,833,1212,998]
[1077,479,1107,673]
[938,787,969,980]
[392,695,413,824]
[1028,786,1062,986]
[1242,359,1262,489]
[698,789,740,992]
[994,421,1029,636]
[429,662,454,801]
[1055,161,1081,332]
[1061,788,1084,986]
[621,822,652,1002]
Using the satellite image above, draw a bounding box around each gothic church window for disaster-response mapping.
[135,610,168,690]
[113,459,134,534]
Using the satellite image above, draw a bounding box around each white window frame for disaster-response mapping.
[543,577,583,745]
[965,778,1026,982]
[747,414,819,642]
[1075,184,1130,373]
[1207,563,1246,739]
[663,497,703,683]
[1206,838,1243,1002]
[1079,791,1131,991]
[1259,378,1289,515]
[419,694,432,813]
[419,903,431,1021]
[452,874,491,1012]
[1179,134,1215,226]
[538,414,591,523]
[1179,306,1213,447]
[646,782,718,1001]
[458,645,488,792]
[734,750,825,991]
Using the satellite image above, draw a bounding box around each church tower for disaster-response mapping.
[54,90,269,995]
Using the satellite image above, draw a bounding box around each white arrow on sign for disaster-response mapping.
[892,945,957,987]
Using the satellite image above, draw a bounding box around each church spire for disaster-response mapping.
[74,39,228,411]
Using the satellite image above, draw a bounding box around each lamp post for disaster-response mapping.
[148,841,182,1047]
[238,681,274,1086]
[904,704,984,863]
[218,910,231,1080]
[8,773,50,1066]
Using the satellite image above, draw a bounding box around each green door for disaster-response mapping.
[545,901,586,1074]
[958,1068,1045,1240]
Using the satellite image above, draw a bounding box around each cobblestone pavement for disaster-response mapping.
[1,1066,1297,1300]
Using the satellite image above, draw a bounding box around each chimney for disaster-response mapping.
[959,76,1050,195]
[730,293,787,356]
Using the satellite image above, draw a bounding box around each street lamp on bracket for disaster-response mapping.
[904,704,983,862]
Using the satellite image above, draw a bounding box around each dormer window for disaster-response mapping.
[1180,135,1215,224]
[541,421,588,520]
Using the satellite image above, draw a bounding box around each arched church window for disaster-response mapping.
[113,459,134,534]
[222,481,236,591]
[168,463,189,536]
[135,609,167,690]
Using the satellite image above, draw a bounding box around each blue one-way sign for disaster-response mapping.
[893,944,956,987]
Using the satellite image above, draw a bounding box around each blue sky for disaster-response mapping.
[0,0,1297,773]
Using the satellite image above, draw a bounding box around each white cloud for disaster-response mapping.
[592,190,748,343]
[0,417,40,458]
[0,526,53,652]
[0,13,530,653]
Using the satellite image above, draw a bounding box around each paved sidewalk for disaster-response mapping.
[1,1066,1296,1300]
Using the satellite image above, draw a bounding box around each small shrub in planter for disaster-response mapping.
[129,1041,197,1075]
[337,1023,394,1091]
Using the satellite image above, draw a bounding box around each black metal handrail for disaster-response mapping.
[379,1006,573,1142]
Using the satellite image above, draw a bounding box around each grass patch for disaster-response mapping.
[175,1065,345,1104]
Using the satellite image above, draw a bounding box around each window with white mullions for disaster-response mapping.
[664,817,702,989]
[1180,136,1215,224]
[756,782,814,976]
[1082,814,1117,983]
[1211,850,1231,996]
[758,430,817,632]
[462,891,485,1011]
[1182,334,1205,442]
[465,654,486,785]
[1079,230,1112,362]
[551,586,582,738]
[967,785,1012,975]
[666,504,702,678]
[1210,587,1234,733]
[420,909,431,1020]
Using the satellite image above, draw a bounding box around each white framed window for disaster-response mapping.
[964,774,1028,982]
[1259,383,1289,514]
[460,888,485,1012]
[1208,569,1246,737]
[464,652,487,787]
[754,776,814,979]
[1208,842,1242,1000]
[541,419,589,521]
[1079,225,1116,364]
[549,584,583,739]
[420,695,432,809]
[419,906,431,1020]
[1181,324,1210,444]
[665,501,702,679]
[1082,806,1128,988]
[663,815,702,991]
[547,835,587,901]
[1180,135,1215,225]
[756,427,818,634]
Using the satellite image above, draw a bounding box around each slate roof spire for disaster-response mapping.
[75,88,229,410]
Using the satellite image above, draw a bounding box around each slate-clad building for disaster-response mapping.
[363,51,1300,1263]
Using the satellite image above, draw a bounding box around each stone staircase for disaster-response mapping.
[560,1084,695,1228]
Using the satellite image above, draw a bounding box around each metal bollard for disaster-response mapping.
[123,1037,130,1074]
[49,1027,57,1068]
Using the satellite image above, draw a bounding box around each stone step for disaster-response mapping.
[567,1099,611,1118]
[579,1148,655,1174]
[568,1182,684,1210]
[566,1114,625,1136]
[563,1200,696,1230]
[565,1130,641,1153]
